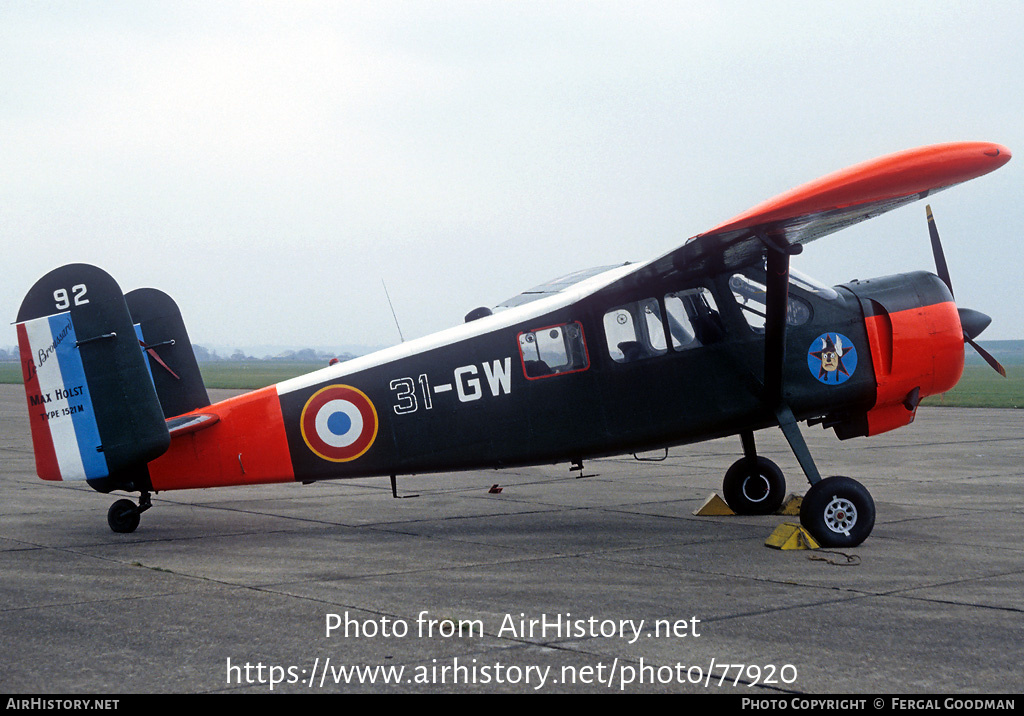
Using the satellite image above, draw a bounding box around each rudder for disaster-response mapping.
[126,287,210,419]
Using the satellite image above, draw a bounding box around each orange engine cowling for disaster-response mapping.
[843,271,965,437]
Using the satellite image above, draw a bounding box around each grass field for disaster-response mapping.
[0,363,23,384]
[919,365,1024,408]
[1,362,1020,408]
[193,361,328,390]
[0,360,327,390]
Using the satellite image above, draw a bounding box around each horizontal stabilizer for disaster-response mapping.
[166,412,219,437]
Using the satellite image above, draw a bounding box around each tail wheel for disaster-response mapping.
[800,476,875,547]
[722,456,786,515]
[107,499,141,534]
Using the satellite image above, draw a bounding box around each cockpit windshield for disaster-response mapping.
[728,263,838,332]
[789,267,839,300]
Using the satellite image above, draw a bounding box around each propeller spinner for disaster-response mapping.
[925,205,1006,377]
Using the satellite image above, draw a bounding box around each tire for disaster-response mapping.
[722,456,786,515]
[108,499,141,534]
[800,476,875,547]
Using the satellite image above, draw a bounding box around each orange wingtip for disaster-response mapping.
[703,141,1011,237]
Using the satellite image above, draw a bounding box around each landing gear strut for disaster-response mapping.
[752,239,876,546]
[774,408,876,547]
[726,419,877,547]
[107,491,152,533]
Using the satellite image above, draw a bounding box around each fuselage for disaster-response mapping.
[143,263,965,492]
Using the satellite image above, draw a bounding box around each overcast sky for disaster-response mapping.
[3,1,1022,355]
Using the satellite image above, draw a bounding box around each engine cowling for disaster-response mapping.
[835,271,965,437]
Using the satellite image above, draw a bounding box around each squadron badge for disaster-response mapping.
[808,333,857,385]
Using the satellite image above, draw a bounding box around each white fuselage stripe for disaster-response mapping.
[275,262,646,396]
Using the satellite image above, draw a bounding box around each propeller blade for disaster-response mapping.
[965,335,1007,377]
[926,205,954,297]
[925,206,1002,376]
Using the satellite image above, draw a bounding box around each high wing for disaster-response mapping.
[611,141,1010,292]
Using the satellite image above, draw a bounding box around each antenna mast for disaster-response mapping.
[381,280,405,343]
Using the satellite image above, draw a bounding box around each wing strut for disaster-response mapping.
[760,234,822,486]
[761,233,799,408]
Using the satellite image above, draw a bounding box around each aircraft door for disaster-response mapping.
[596,288,737,451]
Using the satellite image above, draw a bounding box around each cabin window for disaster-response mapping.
[518,321,589,379]
[603,298,668,363]
[729,273,812,331]
[664,287,724,349]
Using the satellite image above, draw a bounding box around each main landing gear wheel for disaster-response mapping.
[107,499,140,533]
[800,476,875,548]
[722,456,786,515]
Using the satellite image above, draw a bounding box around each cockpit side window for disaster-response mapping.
[664,287,725,349]
[604,288,724,363]
[603,299,667,363]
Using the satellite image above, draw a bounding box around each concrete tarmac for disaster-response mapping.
[1,384,1021,694]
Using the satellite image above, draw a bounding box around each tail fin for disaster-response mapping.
[126,287,210,418]
[16,264,170,487]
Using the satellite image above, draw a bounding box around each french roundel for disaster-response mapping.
[300,385,379,462]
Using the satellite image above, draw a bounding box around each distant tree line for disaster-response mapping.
[191,345,358,363]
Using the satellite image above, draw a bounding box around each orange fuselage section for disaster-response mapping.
[147,386,294,491]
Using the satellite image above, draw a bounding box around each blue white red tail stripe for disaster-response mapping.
[17,313,108,481]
